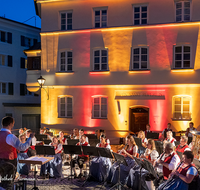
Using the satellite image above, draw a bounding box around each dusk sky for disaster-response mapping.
[0,0,41,28]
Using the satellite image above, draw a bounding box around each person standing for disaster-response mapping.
[0,116,34,190]
[185,122,197,138]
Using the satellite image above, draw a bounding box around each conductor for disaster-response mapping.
[0,116,34,190]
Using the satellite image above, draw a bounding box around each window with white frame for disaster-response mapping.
[58,96,73,118]
[173,96,191,120]
[59,51,73,71]
[93,49,108,71]
[133,5,148,25]
[0,54,6,66]
[92,96,107,119]
[0,82,6,94]
[61,12,72,30]
[132,47,148,70]
[94,9,107,28]
[174,45,191,68]
[176,1,190,22]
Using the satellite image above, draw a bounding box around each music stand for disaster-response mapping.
[67,139,79,145]
[87,134,97,139]
[155,141,164,155]
[134,137,143,148]
[147,132,159,140]
[43,140,52,145]
[176,151,183,159]
[35,134,47,141]
[35,145,55,155]
[193,159,200,174]
[89,139,100,147]
[62,145,82,181]
[81,146,99,187]
[109,152,128,190]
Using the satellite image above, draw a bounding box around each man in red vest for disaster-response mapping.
[155,143,180,180]
[0,116,34,190]
[176,136,190,153]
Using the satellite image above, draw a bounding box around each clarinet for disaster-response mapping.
[119,144,128,154]
[168,162,183,180]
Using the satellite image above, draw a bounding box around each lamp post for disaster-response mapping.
[37,76,49,100]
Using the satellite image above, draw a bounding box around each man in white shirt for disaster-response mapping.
[79,129,89,143]
[186,122,197,138]
[163,131,176,147]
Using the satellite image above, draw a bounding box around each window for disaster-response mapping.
[173,96,191,120]
[8,55,12,67]
[21,36,31,47]
[59,51,73,71]
[94,9,107,28]
[8,83,14,95]
[133,5,148,25]
[0,31,12,44]
[176,1,190,22]
[0,55,12,67]
[174,45,191,68]
[0,54,6,66]
[20,84,26,96]
[61,12,72,30]
[132,47,148,70]
[0,82,6,94]
[21,57,26,69]
[92,96,107,119]
[58,96,73,118]
[93,49,108,71]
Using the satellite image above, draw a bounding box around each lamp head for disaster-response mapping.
[37,76,46,88]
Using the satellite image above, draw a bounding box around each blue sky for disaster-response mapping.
[0,0,41,28]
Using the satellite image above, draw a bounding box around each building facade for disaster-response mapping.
[30,0,200,142]
[0,17,41,133]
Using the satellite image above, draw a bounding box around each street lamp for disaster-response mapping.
[37,75,49,100]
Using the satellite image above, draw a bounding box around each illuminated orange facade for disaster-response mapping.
[27,0,200,142]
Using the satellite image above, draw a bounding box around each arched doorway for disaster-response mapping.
[129,107,149,133]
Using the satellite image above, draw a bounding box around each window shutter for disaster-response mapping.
[20,57,25,69]
[21,35,25,46]
[8,83,14,95]
[20,84,25,96]
[1,31,5,42]
[33,39,37,45]
[7,32,12,44]
[57,97,60,117]
[8,55,12,67]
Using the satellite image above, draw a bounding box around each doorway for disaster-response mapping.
[130,107,149,133]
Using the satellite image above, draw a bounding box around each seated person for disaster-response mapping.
[79,129,89,143]
[144,124,152,137]
[154,143,180,180]
[141,139,159,165]
[70,128,79,139]
[40,136,63,179]
[59,131,67,145]
[19,128,24,135]
[71,135,89,178]
[107,135,137,185]
[17,134,30,175]
[186,122,197,138]
[161,123,173,140]
[90,134,112,182]
[176,136,190,153]
[157,151,198,190]
[138,131,148,148]
[26,129,37,146]
[164,131,176,147]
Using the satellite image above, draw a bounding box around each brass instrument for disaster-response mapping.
[190,130,200,158]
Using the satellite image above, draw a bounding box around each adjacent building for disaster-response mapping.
[0,17,41,133]
[29,0,200,142]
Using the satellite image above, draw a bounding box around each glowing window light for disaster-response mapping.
[55,72,74,76]
[90,71,110,75]
[129,70,150,74]
[171,69,194,73]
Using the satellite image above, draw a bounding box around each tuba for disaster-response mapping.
[190,130,200,158]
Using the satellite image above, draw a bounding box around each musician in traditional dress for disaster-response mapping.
[59,131,67,145]
[141,139,159,165]
[176,136,190,153]
[40,136,63,179]
[107,135,137,185]
[71,135,90,178]
[18,128,24,135]
[70,128,79,139]
[90,134,112,182]
[79,129,89,143]
[163,131,176,147]
[144,124,152,137]
[26,129,37,146]
[154,143,180,180]
[138,131,148,148]
[157,151,198,190]
[186,122,197,138]
[0,116,34,190]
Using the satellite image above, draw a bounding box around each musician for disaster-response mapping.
[186,122,197,138]
[107,135,137,185]
[71,135,90,178]
[144,124,152,137]
[155,143,180,180]
[138,131,148,148]
[0,116,34,190]
[26,129,37,146]
[176,136,190,153]
[99,131,110,144]
[40,136,63,179]
[90,134,112,182]
[79,129,89,143]
[157,151,198,190]
[70,128,79,139]
[163,131,176,147]
[40,128,46,135]
[59,131,67,145]
[141,139,159,165]
[19,128,24,135]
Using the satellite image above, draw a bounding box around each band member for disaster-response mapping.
[138,131,147,155]
[141,139,159,165]
[161,123,173,140]
[164,131,176,147]
[26,129,37,146]
[186,122,197,137]
[70,128,79,139]
[19,128,24,135]
[40,128,46,135]
[154,143,180,180]
[0,116,34,190]
[176,136,190,153]
[71,135,89,178]
[107,135,137,185]
[79,129,89,143]
[59,131,67,145]
[90,134,112,182]
[157,151,198,190]
[144,124,152,137]
[40,136,63,179]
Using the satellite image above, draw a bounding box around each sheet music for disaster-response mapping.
[27,157,48,162]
